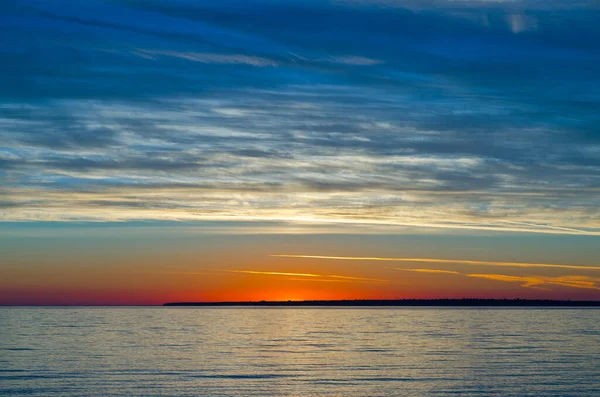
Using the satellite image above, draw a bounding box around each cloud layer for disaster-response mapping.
[1,0,599,234]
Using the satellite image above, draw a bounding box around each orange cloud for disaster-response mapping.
[537,275,600,290]
[466,274,600,291]
[399,268,462,275]
[210,269,390,283]
[391,267,600,291]
[466,274,551,290]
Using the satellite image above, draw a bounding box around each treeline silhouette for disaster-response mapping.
[164,299,600,307]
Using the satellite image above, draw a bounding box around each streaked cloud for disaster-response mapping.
[272,255,600,271]
[133,50,278,67]
[466,274,600,290]
[399,268,600,290]
[1,0,599,236]
[399,269,462,275]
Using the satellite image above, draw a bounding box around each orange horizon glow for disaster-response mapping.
[209,269,390,282]
[3,246,600,305]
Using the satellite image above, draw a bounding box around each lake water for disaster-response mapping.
[1,308,599,396]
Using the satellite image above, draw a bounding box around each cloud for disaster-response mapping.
[211,269,389,283]
[272,255,600,271]
[396,267,600,290]
[400,269,462,275]
[166,262,600,291]
[164,265,599,290]
[165,270,380,283]
[466,274,600,290]
[505,13,537,33]
[329,56,383,66]
[133,50,278,67]
[1,1,599,234]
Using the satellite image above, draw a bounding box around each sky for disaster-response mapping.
[1,0,599,305]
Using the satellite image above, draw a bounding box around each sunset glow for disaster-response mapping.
[1,0,599,305]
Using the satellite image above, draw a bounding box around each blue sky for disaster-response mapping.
[1,0,599,234]
[2,1,600,303]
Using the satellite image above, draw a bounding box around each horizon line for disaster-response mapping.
[162,298,600,308]
[4,298,600,308]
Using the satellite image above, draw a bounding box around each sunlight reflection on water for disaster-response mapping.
[1,308,599,396]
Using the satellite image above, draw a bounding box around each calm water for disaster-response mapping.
[1,308,599,396]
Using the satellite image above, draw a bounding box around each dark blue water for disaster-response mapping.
[1,308,599,396]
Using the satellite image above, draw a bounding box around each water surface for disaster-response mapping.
[1,308,599,396]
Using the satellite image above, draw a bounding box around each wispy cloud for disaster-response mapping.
[133,50,278,67]
[466,274,600,291]
[399,268,462,275]
[399,268,600,291]
[210,269,389,283]
[328,56,383,66]
[272,255,600,271]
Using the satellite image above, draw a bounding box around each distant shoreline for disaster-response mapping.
[163,299,600,307]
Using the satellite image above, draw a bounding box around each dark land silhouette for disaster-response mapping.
[164,299,600,307]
